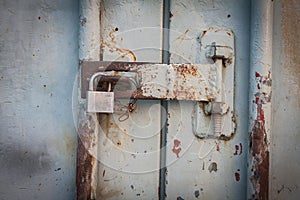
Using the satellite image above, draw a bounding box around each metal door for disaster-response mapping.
[77,0,251,199]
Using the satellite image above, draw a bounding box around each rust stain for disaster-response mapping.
[201,30,207,38]
[176,64,198,77]
[172,139,182,158]
[250,71,271,200]
[250,107,269,200]
[234,145,239,155]
[215,141,220,151]
[76,121,95,200]
[235,172,241,182]
[175,29,192,41]
[233,143,242,155]
[173,29,192,55]
[102,28,137,61]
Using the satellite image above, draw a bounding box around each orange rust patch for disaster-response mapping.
[250,104,269,199]
[176,64,198,77]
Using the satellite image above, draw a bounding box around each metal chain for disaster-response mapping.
[117,77,138,122]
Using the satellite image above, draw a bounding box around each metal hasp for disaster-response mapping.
[82,63,215,101]
[192,28,235,139]
[82,28,235,139]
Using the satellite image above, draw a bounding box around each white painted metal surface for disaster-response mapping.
[247,1,273,199]
[166,0,250,199]
[270,0,300,199]
[78,0,163,199]
[1,0,299,200]
[77,0,250,199]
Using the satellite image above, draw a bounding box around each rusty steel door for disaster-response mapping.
[77,0,252,199]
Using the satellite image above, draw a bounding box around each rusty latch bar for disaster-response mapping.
[81,62,220,101]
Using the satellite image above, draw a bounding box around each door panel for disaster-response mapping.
[94,0,163,199]
[79,0,251,199]
[100,0,162,62]
[166,0,250,199]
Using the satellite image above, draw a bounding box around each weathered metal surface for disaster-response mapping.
[192,28,235,139]
[100,1,162,62]
[270,0,300,199]
[76,108,96,200]
[0,0,78,199]
[166,0,250,199]
[135,64,209,101]
[79,0,101,61]
[77,1,101,198]
[201,28,235,64]
[81,61,234,102]
[247,1,273,199]
[77,0,163,199]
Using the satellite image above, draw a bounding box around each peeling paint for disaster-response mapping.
[172,139,182,158]
[235,172,241,182]
[249,70,272,199]
[234,143,242,155]
[76,119,95,200]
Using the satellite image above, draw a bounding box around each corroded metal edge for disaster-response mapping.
[76,105,98,200]
[248,1,273,199]
[76,120,94,200]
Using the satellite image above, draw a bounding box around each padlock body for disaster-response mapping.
[86,91,114,113]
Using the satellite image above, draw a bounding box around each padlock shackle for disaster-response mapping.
[88,72,109,91]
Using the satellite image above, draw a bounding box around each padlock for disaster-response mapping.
[86,73,114,113]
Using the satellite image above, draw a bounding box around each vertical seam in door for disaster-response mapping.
[159,0,170,200]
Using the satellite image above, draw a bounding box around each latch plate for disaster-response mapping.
[192,28,235,139]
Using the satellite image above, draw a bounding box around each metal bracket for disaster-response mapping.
[192,28,235,139]
[204,102,229,115]
[202,28,234,62]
